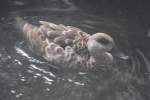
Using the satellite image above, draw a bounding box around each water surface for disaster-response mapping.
[0,1,150,100]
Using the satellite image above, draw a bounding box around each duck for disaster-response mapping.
[15,17,128,70]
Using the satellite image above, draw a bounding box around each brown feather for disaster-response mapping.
[22,20,96,69]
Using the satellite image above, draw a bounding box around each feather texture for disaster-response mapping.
[16,17,115,70]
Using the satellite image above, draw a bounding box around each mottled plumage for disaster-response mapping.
[15,17,123,70]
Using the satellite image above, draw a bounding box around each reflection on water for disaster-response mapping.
[0,4,150,100]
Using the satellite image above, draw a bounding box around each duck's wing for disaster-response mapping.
[38,21,90,49]
[33,21,90,56]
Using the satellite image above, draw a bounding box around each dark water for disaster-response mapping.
[0,0,150,100]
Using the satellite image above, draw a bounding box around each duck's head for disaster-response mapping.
[87,33,128,65]
[87,33,114,55]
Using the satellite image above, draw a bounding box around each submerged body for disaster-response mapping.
[15,17,123,70]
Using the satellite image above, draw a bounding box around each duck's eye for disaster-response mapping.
[97,38,109,45]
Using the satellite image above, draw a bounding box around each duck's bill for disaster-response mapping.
[110,46,129,60]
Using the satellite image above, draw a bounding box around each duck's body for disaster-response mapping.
[16,17,116,69]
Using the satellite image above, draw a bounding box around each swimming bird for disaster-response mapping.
[15,17,128,70]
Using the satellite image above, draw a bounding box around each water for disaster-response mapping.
[0,0,150,100]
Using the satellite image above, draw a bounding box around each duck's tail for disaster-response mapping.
[15,17,27,31]
[14,17,46,55]
[14,17,38,36]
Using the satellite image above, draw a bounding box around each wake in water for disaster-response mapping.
[0,11,149,100]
